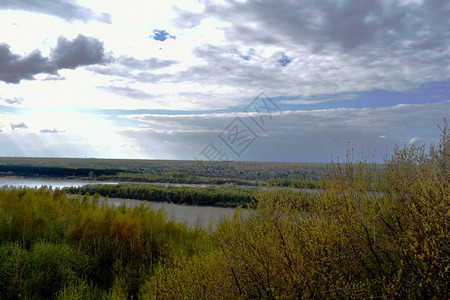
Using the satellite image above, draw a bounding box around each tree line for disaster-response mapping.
[66,183,256,207]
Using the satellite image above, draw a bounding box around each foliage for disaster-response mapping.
[0,188,210,299]
[1,121,448,299]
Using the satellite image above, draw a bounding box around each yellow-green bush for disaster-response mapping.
[0,188,210,298]
[143,121,449,299]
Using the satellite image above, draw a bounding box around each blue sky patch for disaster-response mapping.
[150,29,176,41]
[278,54,291,66]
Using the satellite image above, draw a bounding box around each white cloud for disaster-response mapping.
[10,122,28,130]
[409,137,420,144]
[0,0,111,23]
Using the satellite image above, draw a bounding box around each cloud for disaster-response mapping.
[51,35,111,69]
[42,74,65,81]
[172,7,203,28]
[175,44,290,93]
[409,137,420,144]
[90,66,170,83]
[40,128,65,133]
[118,100,450,162]
[150,29,176,41]
[88,56,177,83]
[173,0,450,96]
[120,112,242,133]
[191,0,449,51]
[10,122,28,130]
[0,44,55,84]
[0,0,111,23]
[279,93,358,105]
[97,86,155,100]
[117,56,178,70]
[0,34,110,83]
[2,97,23,105]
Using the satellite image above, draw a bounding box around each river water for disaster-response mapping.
[0,177,243,228]
[106,197,240,229]
[0,177,114,189]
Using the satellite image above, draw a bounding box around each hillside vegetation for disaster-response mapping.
[0,122,448,299]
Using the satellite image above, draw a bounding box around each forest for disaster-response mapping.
[0,165,122,178]
[0,123,448,299]
[0,157,324,187]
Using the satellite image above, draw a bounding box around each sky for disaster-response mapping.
[0,0,449,163]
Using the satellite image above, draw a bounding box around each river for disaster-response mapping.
[0,177,115,189]
[0,177,243,228]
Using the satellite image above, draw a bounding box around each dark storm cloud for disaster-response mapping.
[0,35,110,84]
[0,0,111,23]
[10,122,28,130]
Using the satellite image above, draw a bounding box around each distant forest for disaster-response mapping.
[0,158,324,187]
[0,157,326,182]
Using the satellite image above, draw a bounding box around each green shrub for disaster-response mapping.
[0,242,27,299]
[26,242,91,298]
